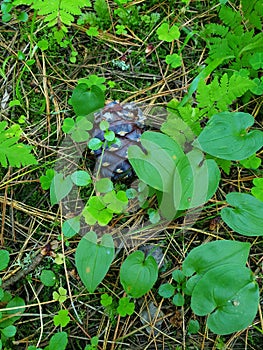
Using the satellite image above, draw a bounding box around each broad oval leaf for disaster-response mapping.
[71,170,91,186]
[75,231,114,293]
[0,250,10,270]
[221,192,263,236]
[182,240,250,277]
[70,84,105,116]
[194,112,263,160]
[172,148,220,210]
[120,250,158,298]
[191,265,259,335]
[48,331,68,350]
[50,173,73,205]
[128,131,184,192]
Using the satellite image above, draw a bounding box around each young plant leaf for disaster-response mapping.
[251,178,263,201]
[71,170,91,186]
[50,173,73,205]
[70,83,105,116]
[194,112,263,160]
[157,23,180,42]
[128,131,184,192]
[75,231,115,293]
[0,249,10,270]
[191,265,259,335]
[221,192,263,236]
[120,250,158,298]
[48,331,68,350]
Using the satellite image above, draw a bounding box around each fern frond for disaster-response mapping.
[219,6,242,29]
[32,0,91,26]
[196,72,256,117]
[241,0,263,30]
[203,23,229,37]
[0,121,38,168]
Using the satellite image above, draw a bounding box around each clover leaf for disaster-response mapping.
[157,23,180,42]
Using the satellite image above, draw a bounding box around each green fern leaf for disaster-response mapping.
[196,72,256,117]
[219,6,242,29]
[241,0,263,30]
[0,121,38,168]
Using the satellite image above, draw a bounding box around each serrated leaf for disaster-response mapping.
[75,231,115,293]
[0,121,38,168]
[221,192,263,236]
[120,251,158,298]
[194,112,263,160]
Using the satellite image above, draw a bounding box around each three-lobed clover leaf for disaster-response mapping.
[157,23,180,42]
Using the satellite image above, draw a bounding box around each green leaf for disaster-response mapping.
[0,250,10,270]
[157,23,180,42]
[239,154,261,169]
[79,75,106,91]
[249,52,263,70]
[117,297,135,317]
[37,39,49,50]
[86,26,99,36]
[100,293,113,307]
[172,269,185,284]
[50,173,73,205]
[103,190,128,213]
[251,178,263,201]
[1,325,16,338]
[182,240,250,278]
[47,331,68,350]
[88,137,103,151]
[62,118,75,133]
[62,216,81,238]
[120,251,158,298]
[53,310,70,327]
[191,265,259,335]
[71,170,91,186]
[172,293,184,306]
[221,192,263,236]
[172,148,220,210]
[0,121,38,168]
[70,84,104,117]
[40,270,56,287]
[0,296,26,328]
[158,283,175,298]
[187,319,200,334]
[40,169,55,190]
[165,53,182,68]
[128,131,185,192]
[95,178,113,193]
[194,112,263,160]
[75,231,115,293]
[53,287,67,303]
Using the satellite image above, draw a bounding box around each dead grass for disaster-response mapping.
[0,1,262,349]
